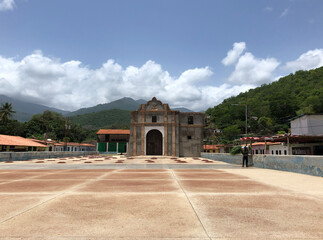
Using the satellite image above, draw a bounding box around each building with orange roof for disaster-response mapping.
[203,144,233,153]
[0,134,47,152]
[97,129,130,153]
[30,139,96,152]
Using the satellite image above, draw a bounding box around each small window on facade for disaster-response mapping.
[188,116,194,124]
[152,116,157,122]
[276,150,278,155]
[33,147,37,151]
[271,150,274,155]
[255,150,258,154]
[284,150,287,155]
[187,136,192,139]
[279,150,281,155]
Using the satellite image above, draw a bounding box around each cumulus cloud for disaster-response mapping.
[0,50,252,111]
[228,52,280,85]
[284,49,323,72]
[222,42,246,66]
[0,0,15,11]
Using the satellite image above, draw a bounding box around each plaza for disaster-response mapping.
[0,155,322,239]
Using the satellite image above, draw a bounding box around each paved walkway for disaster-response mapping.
[0,155,322,239]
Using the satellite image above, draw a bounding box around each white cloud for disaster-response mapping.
[281,8,289,17]
[284,49,323,72]
[0,50,252,112]
[228,52,280,85]
[0,0,15,11]
[222,42,246,66]
[265,6,273,12]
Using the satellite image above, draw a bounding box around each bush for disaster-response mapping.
[230,145,242,155]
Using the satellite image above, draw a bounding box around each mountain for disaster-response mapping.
[68,109,131,130]
[206,66,323,135]
[173,107,193,112]
[66,97,193,116]
[66,97,142,116]
[0,95,70,122]
[1,94,194,123]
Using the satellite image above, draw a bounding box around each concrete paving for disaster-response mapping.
[0,155,322,239]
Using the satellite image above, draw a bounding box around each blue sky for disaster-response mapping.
[0,0,323,111]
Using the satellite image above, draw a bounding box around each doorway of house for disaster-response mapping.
[146,129,162,155]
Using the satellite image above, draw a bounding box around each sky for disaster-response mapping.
[0,0,323,112]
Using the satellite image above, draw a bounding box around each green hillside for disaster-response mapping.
[69,109,131,130]
[206,67,323,138]
[66,97,142,116]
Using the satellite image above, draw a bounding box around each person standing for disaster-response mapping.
[242,145,249,167]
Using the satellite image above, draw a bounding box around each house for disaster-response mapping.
[0,134,47,152]
[64,142,96,152]
[128,97,204,157]
[31,139,96,152]
[97,129,130,154]
[250,142,287,155]
[203,144,233,153]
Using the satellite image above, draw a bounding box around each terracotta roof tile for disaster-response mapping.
[251,142,282,146]
[0,135,47,148]
[97,129,130,135]
[203,145,220,150]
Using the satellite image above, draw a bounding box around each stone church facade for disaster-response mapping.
[128,97,204,157]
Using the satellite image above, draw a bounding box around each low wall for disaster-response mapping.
[0,151,98,162]
[201,153,323,177]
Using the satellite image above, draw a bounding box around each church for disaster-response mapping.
[128,97,204,157]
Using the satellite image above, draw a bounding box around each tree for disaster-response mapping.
[0,102,16,123]
[257,116,273,135]
[222,125,241,141]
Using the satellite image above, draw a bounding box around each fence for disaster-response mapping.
[0,151,98,162]
[201,153,323,177]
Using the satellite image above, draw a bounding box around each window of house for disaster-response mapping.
[188,116,194,124]
[1,145,7,151]
[187,136,192,140]
[255,150,258,154]
[276,150,278,155]
[152,116,157,122]
[28,146,32,151]
[279,150,282,155]
[9,145,15,151]
[271,150,274,155]
[33,147,37,151]
[284,150,287,155]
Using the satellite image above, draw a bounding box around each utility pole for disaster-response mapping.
[245,104,248,135]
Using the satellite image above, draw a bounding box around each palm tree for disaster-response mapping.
[0,102,16,123]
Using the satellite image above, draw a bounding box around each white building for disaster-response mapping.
[291,114,323,136]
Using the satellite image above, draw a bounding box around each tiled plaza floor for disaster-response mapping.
[0,155,322,239]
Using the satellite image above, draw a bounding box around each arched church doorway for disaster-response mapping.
[146,129,162,155]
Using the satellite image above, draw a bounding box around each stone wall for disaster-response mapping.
[201,153,323,177]
[0,151,98,162]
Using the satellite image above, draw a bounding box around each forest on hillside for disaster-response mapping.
[0,107,131,142]
[68,109,131,130]
[0,110,97,142]
[206,67,323,142]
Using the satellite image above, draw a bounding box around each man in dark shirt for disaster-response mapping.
[242,145,249,167]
